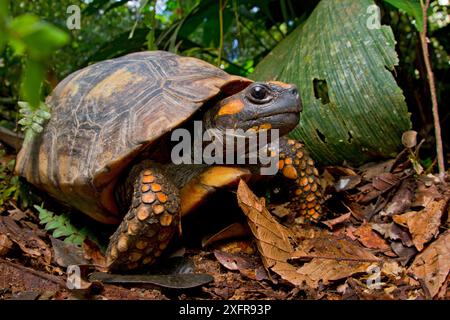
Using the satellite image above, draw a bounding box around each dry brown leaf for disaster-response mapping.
[50,237,88,268]
[0,216,51,264]
[381,178,415,216]
[381,261,404,281]
[436,273,449,300]
[202,222,251,248]
[359,159,396,181]
[237,180,310,286]
[324,166,358,177]
[213,250,269,281]
[357,172,401,204]
[413,180,442,208]
[321,212,351,230]
[269,203,291,219]
[390,241,417,266]
[0,233,13,256]
[393,198,447,251]
[371,222,414,247]
[345,202,375,221]
[335,176,362,192]
[353,222,391,251]
[408,230,450,298]
[291,236,381,288]
[83,239,107,271]
[213,240,255,255]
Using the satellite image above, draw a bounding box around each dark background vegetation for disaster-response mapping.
[0,0,448,160]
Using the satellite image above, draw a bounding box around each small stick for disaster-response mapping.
[419,0,445,180]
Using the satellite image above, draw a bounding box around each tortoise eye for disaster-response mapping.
[249,85,268,102]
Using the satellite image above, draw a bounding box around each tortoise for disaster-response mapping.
[15,51,322,271]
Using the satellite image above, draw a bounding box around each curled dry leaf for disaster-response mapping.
[202,222,251,248]
[371,223,413,247]
[236,180,309,286]
[291,236,381,288]
[213,250,269,281]
[408,230,450,298]
[393,198,447,251]
[353,222,391,252]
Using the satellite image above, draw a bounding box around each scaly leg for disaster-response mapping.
[277,137,323,221]
[106,161,180,271]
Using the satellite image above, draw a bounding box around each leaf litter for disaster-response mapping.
[1,144,449,299]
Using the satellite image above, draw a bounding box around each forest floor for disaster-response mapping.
[0,144,449,300]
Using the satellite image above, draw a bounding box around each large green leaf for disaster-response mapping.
[251,0,411,166]
[382,0,424,31]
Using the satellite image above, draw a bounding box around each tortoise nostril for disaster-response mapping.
[289,88,298,96]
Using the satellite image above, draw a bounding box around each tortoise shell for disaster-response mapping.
[15,51,251,224]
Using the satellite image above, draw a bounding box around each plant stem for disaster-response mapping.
[419,0,445,179]
[218,0,225,67]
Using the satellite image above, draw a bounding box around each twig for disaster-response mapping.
[0,126,24,150]
[217,0,226,66]
[419,0,445,180]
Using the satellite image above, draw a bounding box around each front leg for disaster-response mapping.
[106,161,180,271]
[277,137,323,221]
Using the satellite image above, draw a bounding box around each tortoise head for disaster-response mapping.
[205,81,302,137]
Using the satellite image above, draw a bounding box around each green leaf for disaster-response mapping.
[382,0,425,32]
[251,0,411,166]
[21,60,44,108]
[0,0,8,51]
[52,227,72,238]
[11,15,69,59]
[83,0,111,16]
[34,204,101,247]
